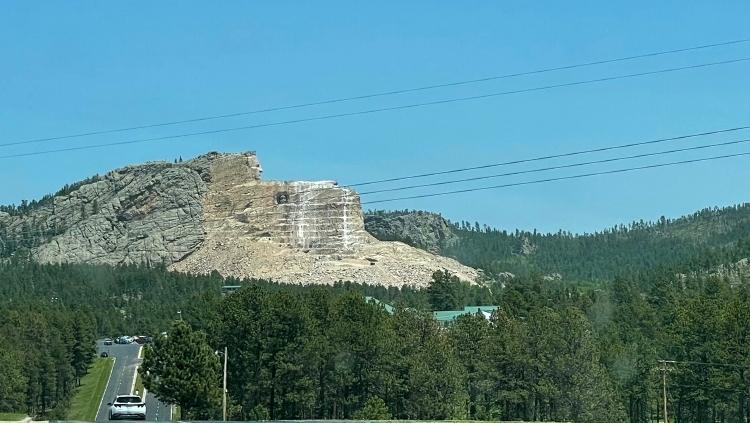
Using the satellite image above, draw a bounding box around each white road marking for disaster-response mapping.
[130,346,143,394]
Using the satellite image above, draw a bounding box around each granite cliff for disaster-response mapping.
[0,152,478,286]
[364,210,459,254]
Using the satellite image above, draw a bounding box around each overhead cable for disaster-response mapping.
[2,57,750,159]
[5,36,750,148]
[362,151,750,205]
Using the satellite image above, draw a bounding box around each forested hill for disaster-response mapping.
[366,202,750,281]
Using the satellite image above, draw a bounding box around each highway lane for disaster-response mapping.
[95,341,140,421]
[144,389,171,421]
[94,340,171,422]
[133,343,171,421]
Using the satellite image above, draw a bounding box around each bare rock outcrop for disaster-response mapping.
[3,162,208,265]
[173,152,478,286]
[2,151,479,286]
[364,210,459,254]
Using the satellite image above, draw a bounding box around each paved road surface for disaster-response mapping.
[144,391,171,422]
[95,340,171,422]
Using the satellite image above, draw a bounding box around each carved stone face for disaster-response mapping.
[275,192,289,204]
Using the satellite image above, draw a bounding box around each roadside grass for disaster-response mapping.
[0,412,28,421]
[134,368,144,396]
[173,406,181,421]
[66,357,114,421]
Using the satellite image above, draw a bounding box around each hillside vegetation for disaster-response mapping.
[2,233,750,422]
[4,191,750,421]
[367,203,750,281]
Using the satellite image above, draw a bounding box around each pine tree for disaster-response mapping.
[353,396,391,420]
[141,321,221,419]
[70,316,95,386]
[427,270,463,311]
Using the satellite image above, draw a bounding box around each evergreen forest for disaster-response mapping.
[2,204,750,421]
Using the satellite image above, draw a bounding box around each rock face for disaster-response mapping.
[2,152,478,286]
[3,162,207,265]
[364,210,459,254]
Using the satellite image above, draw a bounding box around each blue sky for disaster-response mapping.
[1,1,749,234]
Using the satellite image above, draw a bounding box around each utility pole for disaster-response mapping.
[659,360,669,423]
[223,346,228,422]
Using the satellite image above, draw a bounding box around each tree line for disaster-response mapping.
[367,203,750,282]
[142,260,750,423]
[3,232,750,421]
[143,277,624,422]
[0,304,96,419]
[446,203,750,282]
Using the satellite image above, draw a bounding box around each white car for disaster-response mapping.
[108,395,146,420]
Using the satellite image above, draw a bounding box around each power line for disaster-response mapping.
[2,57,750,160]
[358,137,750,195]
[131,136,750,218]
[3,125,750,224]
[362,151,750,205]
[6,36,750,148]
[350,125,750,187]
[236,129,750,210]
[3,121,744,238]
[3,123,750,220]
[232,124,750,205]
[169,126,750,212]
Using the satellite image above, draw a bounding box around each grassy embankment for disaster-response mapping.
[66,357,115,421]
[0,413,28,421]
[134,369,144,396]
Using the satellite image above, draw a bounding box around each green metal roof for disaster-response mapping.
[361,295,498,323]
[364,296,395,314]
[433,310,468,321]
[433,305,500,323]
[462,305,499,313]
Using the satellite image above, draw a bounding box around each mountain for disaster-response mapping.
[5,151,749,286]
[365,204,750,282]
[0,152,478,286]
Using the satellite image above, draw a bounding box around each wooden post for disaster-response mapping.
[661,360,669,423]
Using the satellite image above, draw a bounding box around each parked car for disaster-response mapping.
[103,338,113,345]
[108,395,146,420]
[133,335,153,344]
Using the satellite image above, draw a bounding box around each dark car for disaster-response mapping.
[101,351,109,358]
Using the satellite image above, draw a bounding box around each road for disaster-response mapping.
[95,340,171,422]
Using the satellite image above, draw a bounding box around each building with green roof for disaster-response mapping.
[363,295,498,326]
[434,305,500,326]
[364,296,395,314]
